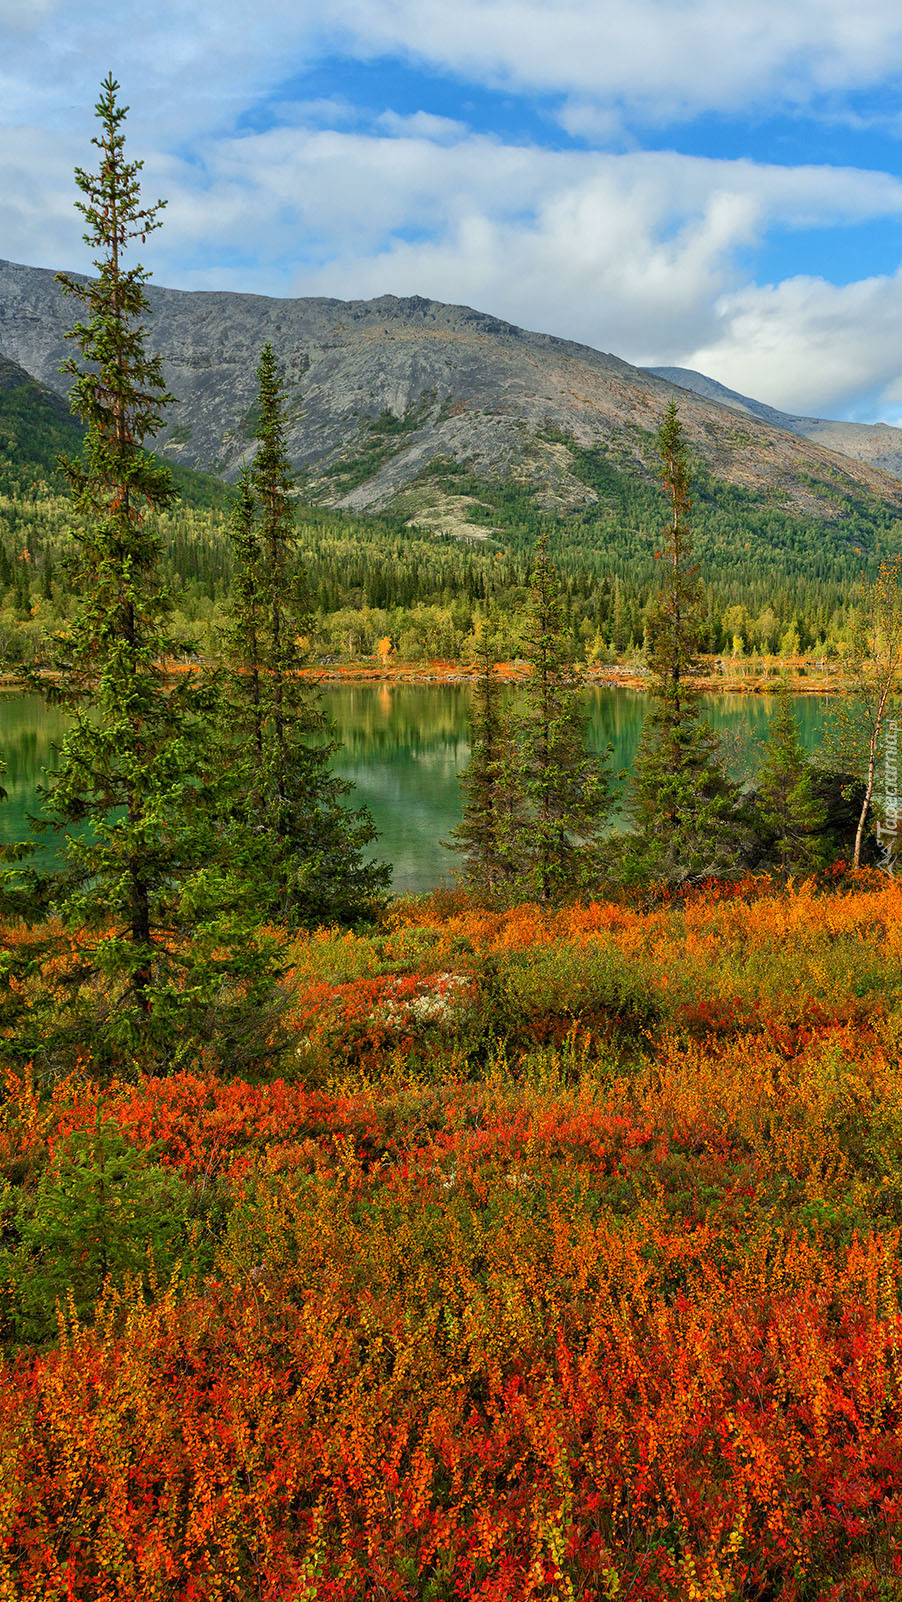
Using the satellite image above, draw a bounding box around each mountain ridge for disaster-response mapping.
[644,365,902,482]
[2,255,902,534]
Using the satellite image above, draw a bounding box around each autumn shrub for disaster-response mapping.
[4,1164,902,1600]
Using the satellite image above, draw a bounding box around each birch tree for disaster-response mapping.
[825,558,902,867]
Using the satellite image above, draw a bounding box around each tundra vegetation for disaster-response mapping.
[3,877,902,1599]
[2,78,902,1602]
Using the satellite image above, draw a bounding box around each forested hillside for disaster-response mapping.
[2,351,900,664]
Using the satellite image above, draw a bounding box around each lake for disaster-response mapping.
[0,685,832,894]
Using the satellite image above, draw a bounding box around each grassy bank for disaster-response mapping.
[2,872,902,1598]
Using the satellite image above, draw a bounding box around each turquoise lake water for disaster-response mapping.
[0,685,832,894]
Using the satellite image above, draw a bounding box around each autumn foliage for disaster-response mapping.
[3,871,902,1598]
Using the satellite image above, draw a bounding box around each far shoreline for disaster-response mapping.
[288,657,840,696]
[0,656,842,695]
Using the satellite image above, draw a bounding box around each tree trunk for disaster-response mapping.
[853,746,877,868]
[853,680,893,867]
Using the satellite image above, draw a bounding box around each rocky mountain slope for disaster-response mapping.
[646,365,902,483]
[3,256,902,533]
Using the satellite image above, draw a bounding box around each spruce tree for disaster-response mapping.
[626,402,743,885]
[223,345,389,926]
[500,535,609,903]
[223,468,264,768]
[32,76,280,1069]
[754,681,828,878]
[449,618,513,896]
[0,758,48,1052]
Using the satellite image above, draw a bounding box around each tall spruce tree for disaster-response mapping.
[32,77,281,1069]
[223,344,389,926]
[754,682,828,878]
[500,535,609,903]
[626,402,743,885]
[449,618,513,896]
[223,468,264,767]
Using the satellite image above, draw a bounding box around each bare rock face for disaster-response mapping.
[2,256,902,523]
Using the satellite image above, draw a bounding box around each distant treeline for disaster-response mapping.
[2,365,901,666]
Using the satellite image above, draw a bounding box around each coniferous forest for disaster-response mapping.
[3,78,902,1602]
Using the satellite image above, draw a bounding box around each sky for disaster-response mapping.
[6,2,902,422]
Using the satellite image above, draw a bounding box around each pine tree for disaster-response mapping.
[626,401,743,885]
[500,535,609,903]
[754,682,828,878]
[223,344,389,926]
[252,344,298,798]
[31,76,281,1069]
[449,618,513,895]
[14,567,30,621]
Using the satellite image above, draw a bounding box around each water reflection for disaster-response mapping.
[1,685,833,894]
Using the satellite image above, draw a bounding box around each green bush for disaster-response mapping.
[0,1119,219,1347]
[475,939,660,1045]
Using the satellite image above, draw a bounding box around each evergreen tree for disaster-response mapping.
[449,618,513,896]
[14,567,30,621]
[252,344,298,797]
[223,468,264,767]
[500,535,609,903]
[0,755,48,1051]
[223,344,389,926]
[753,682,828,878]
[626,402,743,885]
[30,76,281,1069]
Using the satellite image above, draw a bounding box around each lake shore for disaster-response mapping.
[289,657,837,694]
[0,656,837,694]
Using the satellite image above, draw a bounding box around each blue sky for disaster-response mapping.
[5,0,902,420]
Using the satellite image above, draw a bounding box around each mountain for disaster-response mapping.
[645,366,902,483]
[3,257,902,539]
[0,352,83,487]
[0,345,230,510]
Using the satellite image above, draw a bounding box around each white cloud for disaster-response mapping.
[164,129,902,263]
[4,0,902,146]
[6,2,902,419]
[376,109,468,142]
[0,126,85,269]
[0,0,56,32]
[271,97,361,128]
[688,270,902,416]
[556,102,632,146]
[326,0,902,121]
